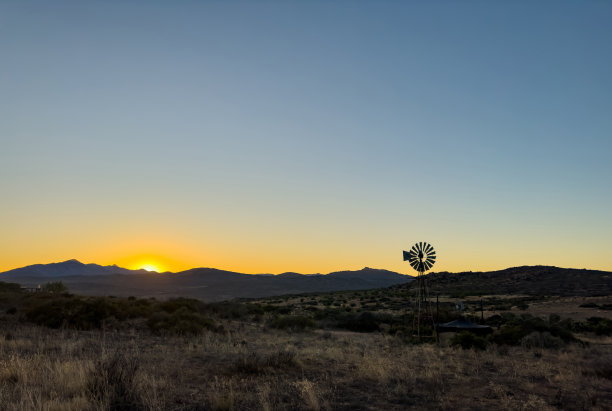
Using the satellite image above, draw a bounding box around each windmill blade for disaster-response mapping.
[424,243,433,254]
[411,244,419,254]
[419,242,424,252]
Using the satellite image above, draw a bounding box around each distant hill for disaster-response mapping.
[1,259,152,278]
[0,260,412,301]
[401,266,612,297]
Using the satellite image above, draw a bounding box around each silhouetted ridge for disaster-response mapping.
[0,262,412,301]
[399,265,612,297]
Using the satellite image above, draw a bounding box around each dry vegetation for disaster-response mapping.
[1,282,612,410]
[1,324,611,410]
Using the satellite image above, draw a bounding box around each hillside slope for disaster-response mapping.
[406,266,612,296]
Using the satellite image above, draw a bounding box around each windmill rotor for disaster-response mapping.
[403,241,436,273]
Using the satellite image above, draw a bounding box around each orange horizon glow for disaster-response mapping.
[1,220,611,275]
[2,246,611,276]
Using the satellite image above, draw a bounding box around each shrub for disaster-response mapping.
[88,350,142,410]
[491,314,578,346]
[269,315,316,331]
[521,331,565,350]
[0,281,22,293]
[338,312,380,332]
[579,317,612,336]
[42,281,68,293]
[232,349,301,374]
[147,307,219,335]
[450,331,487,350]
[158,297,204,314]
[26,297,119,329]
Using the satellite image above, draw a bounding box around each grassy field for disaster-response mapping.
[1,282,612,410]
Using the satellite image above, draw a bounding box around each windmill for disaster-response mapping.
[403,242,437,340]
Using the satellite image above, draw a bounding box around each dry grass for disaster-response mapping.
[0,321,611,410]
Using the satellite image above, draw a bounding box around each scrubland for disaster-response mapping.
[1,283,612,410]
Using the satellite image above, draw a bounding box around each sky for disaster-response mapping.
[1,1,611,274]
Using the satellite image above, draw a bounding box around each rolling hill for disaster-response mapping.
[404,266,612,297]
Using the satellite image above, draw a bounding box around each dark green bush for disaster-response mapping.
[450,331,487,350]
[158,297,204,314]
[147,307,219,335]
[0,281,22,293]
[232,349,300,374]
[577,317,612,336]
[88,350,142,409]
[521,331,565,349]
[42,281,68,293]
[269,315,316,331]
[491,314,578,346]
[26,297,120,329]
[338,311,380,332]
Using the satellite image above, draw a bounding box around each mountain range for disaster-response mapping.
[3,260,611,301]
[0,260,412,301]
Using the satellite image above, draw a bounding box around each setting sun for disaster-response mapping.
[139,264,160,272]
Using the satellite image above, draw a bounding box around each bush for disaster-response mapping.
[450,331,488,350]
[88,350,142,410]
[0,281,22,293]
[147,307,219,335]
[42,281,68,293]
[26,297,119,329]
[491,314,578,346]
[158,297,204,314]
[269,315,316,331]
[521,331,565,350]
[232,349,301,374]
[578,317,612,336]
[338,312,380,332]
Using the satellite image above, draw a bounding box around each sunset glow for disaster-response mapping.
[139,264,160,273]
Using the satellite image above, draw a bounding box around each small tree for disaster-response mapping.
[43,281,68,293]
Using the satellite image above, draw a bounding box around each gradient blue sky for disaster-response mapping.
[1,1,611,274]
